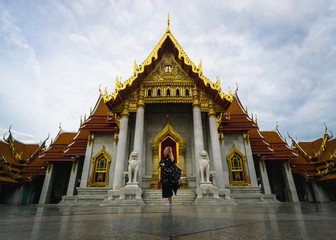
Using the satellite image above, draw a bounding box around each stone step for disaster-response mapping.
[76,187,111,196]
[143,189,196,205]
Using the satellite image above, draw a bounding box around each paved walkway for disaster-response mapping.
[1,203,336,239]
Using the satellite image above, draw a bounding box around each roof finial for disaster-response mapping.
[166,13,170,33]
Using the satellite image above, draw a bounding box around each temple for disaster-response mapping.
[1,17,335,204]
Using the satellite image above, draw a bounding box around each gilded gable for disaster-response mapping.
[144,52,193,83]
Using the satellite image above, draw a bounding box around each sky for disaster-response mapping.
[0,0,335,145]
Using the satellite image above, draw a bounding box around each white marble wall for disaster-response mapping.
[80,132,116,188]
[221,132,258,187]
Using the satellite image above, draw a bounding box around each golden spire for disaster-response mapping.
[216,77,221,92]
[235,82,239,95]
[198,59,203,75]
[166,13,170,33]
[59,122,62,131]
[134,60,138,75]
[99,84,102,95]
[104,87,108,97]
[115,77,120,90]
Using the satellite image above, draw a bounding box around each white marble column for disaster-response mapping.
[311,180,330,202]
[282,160,299,202]
[80,137,94,188]
[113,101,129,190]
[208,102,225,189]
[133,88,145,186]
[303,180,315,202]
[66,160,78,196]
[258,159,271,194]
[219,139,230,186]
[39,162,54,204]
[243,137,258,187]
[192,87,204,186]
[9,184,25,204]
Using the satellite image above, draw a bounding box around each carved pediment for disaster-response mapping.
[143,52,193,84]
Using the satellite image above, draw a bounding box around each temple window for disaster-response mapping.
[226,145,250,186]
[88,146,111,187]
[176,88,180,96]
[185,89,189,96]
[165,65,172,73]
[148,89,152,97]
[157,88,161,96]
[167,88,170,96]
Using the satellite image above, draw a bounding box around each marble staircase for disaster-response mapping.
[227,186,279,204]
[143,189,196,206]
[59,187,111,206]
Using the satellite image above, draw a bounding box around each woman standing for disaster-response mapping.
[159,146,183,207]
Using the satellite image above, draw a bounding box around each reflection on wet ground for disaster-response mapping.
[1,203,336,239]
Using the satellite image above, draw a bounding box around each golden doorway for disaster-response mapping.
[150,122,187,189]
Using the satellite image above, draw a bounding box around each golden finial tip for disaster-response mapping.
[166,13,171,33]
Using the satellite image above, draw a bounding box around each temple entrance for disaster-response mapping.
[150,122,186,189]
[157,136,177,189]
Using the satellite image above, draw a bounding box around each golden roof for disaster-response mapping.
[104,16,232,107]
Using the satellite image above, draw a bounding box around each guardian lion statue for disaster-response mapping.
[198,150,211,183]
[127,151,140,184]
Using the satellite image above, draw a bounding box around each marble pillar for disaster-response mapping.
[9,184,25,204]
[66,160,79,196]
[132,88,145,186]
[192,87,204,186]
[243,137,258,187]
[39,162,54,204]
[208,102,225,189]
[311,181,330,202]
[113,101,129,190]
[282,160,299,202]
[258,159,271,194]
[80,137,94,188]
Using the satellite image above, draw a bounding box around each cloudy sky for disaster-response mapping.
[0,0,335,145]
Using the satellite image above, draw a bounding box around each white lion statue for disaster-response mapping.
[198,150,211,183]
[127,151,140,184]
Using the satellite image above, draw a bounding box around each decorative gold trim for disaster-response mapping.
[243,132,249,145]
[103,22,233,104]
[208,100,216,118]
[121,100,130,118]
[226,145,251,186]
[88,133,94,145]
[218,131,224,145]
[150,122,187,189]
[88,146,112,187]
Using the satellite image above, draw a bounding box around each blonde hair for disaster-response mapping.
[166,146,174,162]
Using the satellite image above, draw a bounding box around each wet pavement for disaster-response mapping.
[1,203,336,239]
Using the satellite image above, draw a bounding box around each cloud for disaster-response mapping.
[0,128,41,144]
[0,0,335,144]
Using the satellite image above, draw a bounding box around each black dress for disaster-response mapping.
[160,156,181,198]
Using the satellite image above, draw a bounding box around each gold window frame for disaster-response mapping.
[226,145,251,186]
[88,146,112,187]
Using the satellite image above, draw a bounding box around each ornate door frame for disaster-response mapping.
[150,121,186,189]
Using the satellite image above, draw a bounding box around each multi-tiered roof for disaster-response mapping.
[0,128,47,186]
